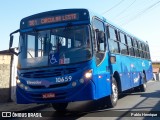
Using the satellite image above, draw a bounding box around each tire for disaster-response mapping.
[134,72,147,92]
[139,73,147,92]
[106,77,118,108]
[52,103,68,111]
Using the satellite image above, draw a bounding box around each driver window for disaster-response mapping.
[92,18,105,52]
[92,18,105,65]
[98,31,105,51]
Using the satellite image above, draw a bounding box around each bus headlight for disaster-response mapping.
[84,69,92,79]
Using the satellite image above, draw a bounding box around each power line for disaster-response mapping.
[151,55,160,57]
[116,0,153,24]
[121,0,160,26]
[102,0,125,15]
[113,0,137,20]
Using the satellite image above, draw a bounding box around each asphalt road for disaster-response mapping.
[14,80,160,120]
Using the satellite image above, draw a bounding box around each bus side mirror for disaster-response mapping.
[9,29,20,56]
[9,35,13,49]
[9,35,19,56]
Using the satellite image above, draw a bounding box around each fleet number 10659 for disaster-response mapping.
[56,76,72,83]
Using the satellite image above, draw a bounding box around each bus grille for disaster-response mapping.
[29,82,70,89]
[20,67,80,78]
[25,91,67,101]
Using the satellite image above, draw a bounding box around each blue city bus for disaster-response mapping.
[9,8,153,111]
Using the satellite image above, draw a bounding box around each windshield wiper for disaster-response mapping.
[27,51,34,58]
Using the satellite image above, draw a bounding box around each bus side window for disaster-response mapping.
[141,43,146,59]
[133,39,139,57]
[138,41,142,58]
[146,44,149,52]
[136,40,140,57]
[127,36,134,56]
[144,44,147,59]
[140,43,144,58]
[108,26,120,53]
[144,44,150,59]
[146,44,151,59]
[119,32,128,55]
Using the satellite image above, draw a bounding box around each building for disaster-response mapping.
[153,68,160,74]
[152,61,160,69]
[152,61,160,80]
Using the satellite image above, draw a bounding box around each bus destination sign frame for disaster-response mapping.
[28,13,79,27]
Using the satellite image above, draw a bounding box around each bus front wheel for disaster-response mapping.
[106,77,118,108]
[52,103,68,111]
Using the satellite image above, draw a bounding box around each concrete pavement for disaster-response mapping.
[0,102,48,112]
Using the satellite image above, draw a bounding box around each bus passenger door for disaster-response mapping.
[92,18,111,98]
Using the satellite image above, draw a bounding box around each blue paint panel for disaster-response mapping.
[111,54,153,91]
[93,53,112,99]
[93,73,111,99]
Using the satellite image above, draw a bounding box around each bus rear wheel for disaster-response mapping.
[52,103,68,111]
[106,77,118,108]
[139,73,147,92]
[134,72,147,92]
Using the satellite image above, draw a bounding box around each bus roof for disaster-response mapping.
[87,9,148,44]
[20,8,147,44]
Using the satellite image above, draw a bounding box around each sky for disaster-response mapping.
[0,0,160,61]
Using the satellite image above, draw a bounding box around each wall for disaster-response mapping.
[0,55,11,102]
[153,73,160,81]
[152,63,160,68]
[11,54,17,102]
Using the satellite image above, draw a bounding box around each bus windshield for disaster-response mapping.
[19,25,92,68]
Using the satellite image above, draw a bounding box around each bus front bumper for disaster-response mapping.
[16,79,96,104]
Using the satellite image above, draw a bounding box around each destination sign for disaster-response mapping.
[28,13,79,27]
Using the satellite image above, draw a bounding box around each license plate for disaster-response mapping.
[42,93,55,99]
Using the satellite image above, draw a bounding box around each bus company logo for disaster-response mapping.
[42,80,51,88]
[2,112,42,118]
[2,112,11,117]
[27,80,42,85]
